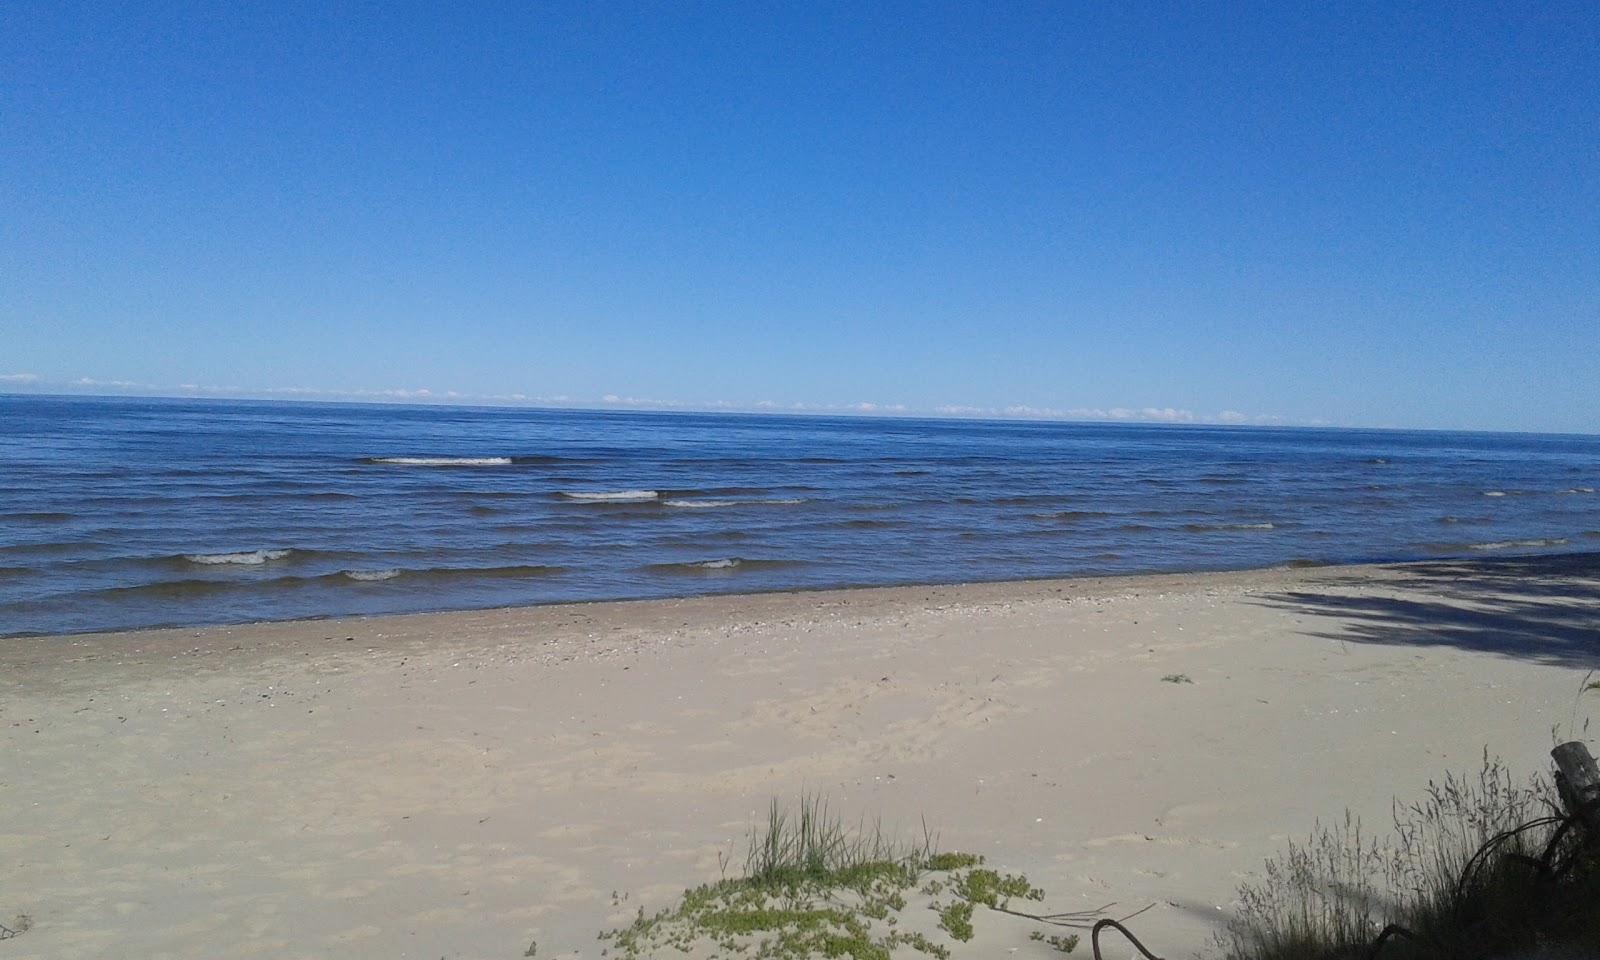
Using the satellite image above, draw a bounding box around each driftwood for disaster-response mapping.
[1551,740,1600,834]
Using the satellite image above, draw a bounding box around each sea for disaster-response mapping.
[2,394,1597,638]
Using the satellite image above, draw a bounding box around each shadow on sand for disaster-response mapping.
[1256,552,1600,669]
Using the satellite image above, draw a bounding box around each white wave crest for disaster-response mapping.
[1560,487,1595,494]
[1467,538,1569,551]
[344,569,401,581]
[1482,490,1507,497]
[692,558,741,569]
[372,457,513,466]
[185,549,292,565]
[559,490,659,502]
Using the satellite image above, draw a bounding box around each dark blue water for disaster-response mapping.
[2,394,1597,637]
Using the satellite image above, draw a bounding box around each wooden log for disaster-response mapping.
[1551,741,1600,832]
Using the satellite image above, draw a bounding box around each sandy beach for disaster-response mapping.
[3,556,1599,959]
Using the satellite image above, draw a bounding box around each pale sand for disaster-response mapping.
[3,556,1599,959]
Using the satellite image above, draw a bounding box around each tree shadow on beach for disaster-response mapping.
[1256,553,1600,669]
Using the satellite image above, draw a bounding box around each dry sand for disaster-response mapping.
[3,556,1599,959]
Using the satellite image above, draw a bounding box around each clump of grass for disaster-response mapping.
[1221,751,1599,960]
[600,795,1092,958]
[745,793,927,887]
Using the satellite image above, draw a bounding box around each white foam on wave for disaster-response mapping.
[1560,487,1595,494]
[1482,490,1508,497]
[692,558,741,569]
[344,569,401,581]
[559,490,660,502]
[1467,538,1569,551]
[185,549,292,565]
[372,457,513,466]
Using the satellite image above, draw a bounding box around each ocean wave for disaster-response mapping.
[331,564,561,584]
[645,557,799,575]
[367,456,514,466]
[1482,490,1508,497]
[2,540,98,557]
[663,498,806,509]
[1467,538,1570,551]
[343,569,401,581]
[426,564,565,580]
[1032,510,1111,521]
[1181,522,1276,533]
[183,549,293,565]
[92,563,563,600]
[838,518,909,529]
[0,511,74,523]
[1559,487,1595,494]
[558,490,660,502]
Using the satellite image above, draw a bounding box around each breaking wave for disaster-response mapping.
[183,549,293,565]
[1467,538,1570,551]
[558,490,660,502]
[344,569,401,581]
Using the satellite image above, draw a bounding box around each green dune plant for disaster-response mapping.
[598,794,1087,958]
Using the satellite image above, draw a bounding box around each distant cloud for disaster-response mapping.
[2,372,1308,426]
[72,376,156,390]
[1140,407,1197,423]
[937,402,1296,426]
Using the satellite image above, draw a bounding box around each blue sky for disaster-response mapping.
[4,1,1597,432]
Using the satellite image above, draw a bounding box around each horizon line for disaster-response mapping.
[2,371,1313,428]
[7,381,1596,438]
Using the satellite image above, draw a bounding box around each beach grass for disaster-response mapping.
[744,793,932,887]
[1221,752,1600,960]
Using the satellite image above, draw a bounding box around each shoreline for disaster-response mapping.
[4,556,1600,958]
[9,549,1600,652]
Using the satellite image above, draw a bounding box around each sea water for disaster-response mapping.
[1,394,1597,637]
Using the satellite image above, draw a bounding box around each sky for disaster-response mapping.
[3,1,1597,433]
